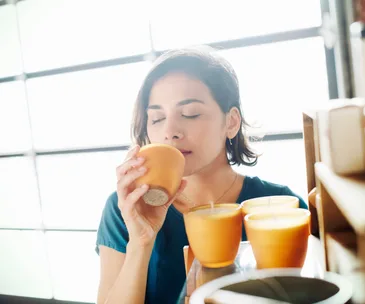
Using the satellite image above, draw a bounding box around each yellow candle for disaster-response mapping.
[241,195,299,218]
[135,143,185,206]
[244,208,311,269]
[184,204,242,268]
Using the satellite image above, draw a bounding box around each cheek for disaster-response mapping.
[146,125,162,143]
[184,124,226,176]
[190,120,226,153]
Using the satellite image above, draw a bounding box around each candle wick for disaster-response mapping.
[268,196,277,222]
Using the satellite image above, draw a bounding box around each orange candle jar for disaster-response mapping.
[184,204,243,268]
[135,143,185,206]
[241,195,299,218]
[244,208,311,269]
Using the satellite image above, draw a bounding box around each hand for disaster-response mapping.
[116,145,186,248]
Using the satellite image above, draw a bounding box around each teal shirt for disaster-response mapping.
[95,176,307,304]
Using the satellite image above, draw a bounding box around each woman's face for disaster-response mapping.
[147,72,229,176]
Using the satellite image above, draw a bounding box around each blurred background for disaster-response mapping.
[0,0,360,303]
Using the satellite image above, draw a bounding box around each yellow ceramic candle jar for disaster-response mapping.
[241,195,299,218]
[184,204,243,268]
[134,143,185,206]
[244,208,311,269]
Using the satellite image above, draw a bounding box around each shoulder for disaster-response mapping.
[96,192,129,254]
[243,176,289,194]
[240,176,308,209]
[99,191,124,223]
[104,191,119,212]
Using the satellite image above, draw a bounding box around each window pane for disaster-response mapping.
[0,4,22,78]
[17,0,151,72]
[0,230,52,298]
[27,62,150,150]
[151,0,321,50]
[219,37,329,134]
[46,231,99,303]
[37,151,126,229]
[0,157,42,229]
[0,81,32,154]
[234,139,308,200]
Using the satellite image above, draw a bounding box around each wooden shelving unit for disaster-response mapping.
[315,163,365,235]
[326,232,365,304]
[302,110,365,304]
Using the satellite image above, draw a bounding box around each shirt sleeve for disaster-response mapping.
[95,192,129,255]
[280,186,308,210]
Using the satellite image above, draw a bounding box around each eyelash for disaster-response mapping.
[151,118,164,125]
[183,114,201,119]
[151,114,201,125]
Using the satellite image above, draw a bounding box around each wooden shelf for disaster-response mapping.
[302,109,318,120]
[327,232,365,304]
[315,162,365,235]
[303,107,365,303]
[327,232,358,273]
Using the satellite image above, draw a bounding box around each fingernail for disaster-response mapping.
[138,166,146,172]
[137,157,144,161]
[141,184,148,189]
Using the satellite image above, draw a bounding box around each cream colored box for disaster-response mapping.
[316,99,365,175]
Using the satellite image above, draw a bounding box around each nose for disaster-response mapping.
[164,116,184,142]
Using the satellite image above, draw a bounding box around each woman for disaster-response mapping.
[95,47,307,304]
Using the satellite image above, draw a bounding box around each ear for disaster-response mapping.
[226,107,241,139]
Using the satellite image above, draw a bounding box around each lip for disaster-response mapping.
[178,149,192,156]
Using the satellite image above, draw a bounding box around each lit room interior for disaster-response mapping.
[0,0,364,304]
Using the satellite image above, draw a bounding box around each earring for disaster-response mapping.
[229,138,232,146]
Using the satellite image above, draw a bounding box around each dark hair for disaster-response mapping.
[131,46,258,166]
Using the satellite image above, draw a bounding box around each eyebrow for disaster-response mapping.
[147,98,204,110]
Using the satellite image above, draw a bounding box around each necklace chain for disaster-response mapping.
[178,172,238,208]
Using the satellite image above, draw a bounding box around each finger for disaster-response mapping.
[126,145,140,160]
[177,179,187,194]
[119,145,140,168]
[116,156,145,178]
[125,184,149,206]
[164,179,188,208]
[117,166,148,199]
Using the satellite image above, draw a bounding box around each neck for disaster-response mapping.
[185,164,234,191]
[178,152,242,209]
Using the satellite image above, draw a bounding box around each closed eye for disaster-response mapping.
[182,114,201,119]
[151,114,200,124]
[151,117,165,125]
